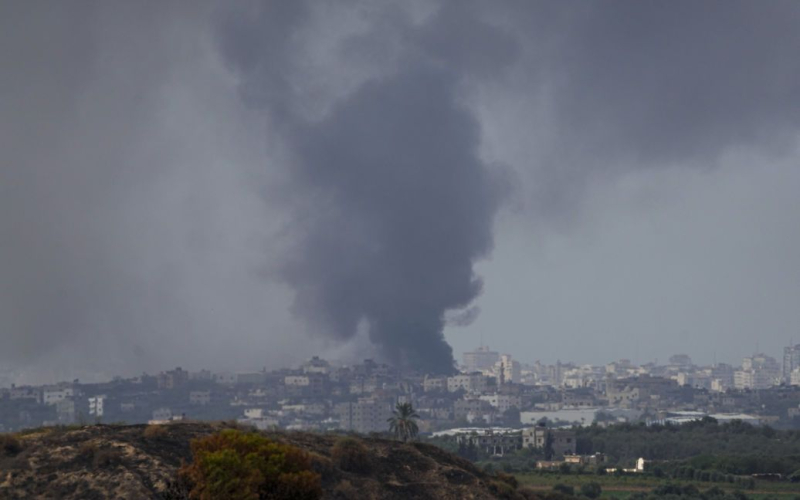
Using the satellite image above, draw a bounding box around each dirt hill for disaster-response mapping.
[0,422,527,499]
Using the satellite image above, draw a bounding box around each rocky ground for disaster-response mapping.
[0,422,528,499]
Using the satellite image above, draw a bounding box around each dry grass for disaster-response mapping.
[331,437,372,474]
[332,480,360,499]
[144,424,169,439]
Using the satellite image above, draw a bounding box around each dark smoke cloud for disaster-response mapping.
[0,1,315,382]
[495,0,800,217]
[544,1,800,163]
[2,1,799,381]
[218,2,516,373]
[446,306,481,328]
[285,68,503,372]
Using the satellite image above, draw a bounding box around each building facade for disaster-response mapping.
[463,346,500,372]
[522,427,577,459]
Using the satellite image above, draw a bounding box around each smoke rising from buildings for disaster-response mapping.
[1,1,799,381]
[217,2,516,373]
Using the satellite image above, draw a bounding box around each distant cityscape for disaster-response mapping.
[4,344,800,436]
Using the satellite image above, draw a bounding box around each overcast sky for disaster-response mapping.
[1,1,799,383]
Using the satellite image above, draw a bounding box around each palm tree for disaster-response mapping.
[387,402,420,442]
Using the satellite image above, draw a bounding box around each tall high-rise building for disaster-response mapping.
[463,346,499,372]
[495,354,521,384]
[669,354,693,368]
[784,344,800,381]
[737,354,780,389]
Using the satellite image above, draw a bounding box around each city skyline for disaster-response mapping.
[4,342,800,389]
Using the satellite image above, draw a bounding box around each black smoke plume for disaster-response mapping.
[218,2,516,373]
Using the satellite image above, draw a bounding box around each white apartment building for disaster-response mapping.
[495,355,521,384]
[447,373,488,393]
[43,387,74,406]
[423,375,448,392]
[88,396,105,417]
[710,378,728,392]
[734,369,774,390]
[479,394,521,413]
[784,345,800,382]
[335,398,393,434]
[735,354,780,389]
[790,367,800,386]
[463,346,500,372]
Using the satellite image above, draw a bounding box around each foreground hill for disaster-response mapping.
[0,422,524,499]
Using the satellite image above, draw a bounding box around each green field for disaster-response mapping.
[514,472,800,498]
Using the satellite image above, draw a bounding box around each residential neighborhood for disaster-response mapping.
[5,345,800,437]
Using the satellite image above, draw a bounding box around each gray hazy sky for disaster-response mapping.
[1,1,799,382]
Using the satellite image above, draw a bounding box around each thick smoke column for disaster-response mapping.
[218,2,515,372]
[286,68,501,372]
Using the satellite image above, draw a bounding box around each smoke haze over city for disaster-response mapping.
[2,1,800,383]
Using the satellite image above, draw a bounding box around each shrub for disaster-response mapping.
[178,429,321,500]
[160,477,192,500]
[496,471,519,489]
[77,441,98,462]
[489,479,517,499]
[552,483,575,496]
[144,425,169,439]
[729,490,749,500]
[76,441,123,469]
[332,480,360,499]
[517,486,543,500]
[681,484,700,496]
[92,447,124,468]
[580,481,602,499]
[0,434,23,456]
[330,437,371,474]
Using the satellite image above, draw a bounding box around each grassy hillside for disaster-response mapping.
[0,422,526,499]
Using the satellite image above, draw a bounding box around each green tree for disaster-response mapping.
[581,481,603,499]
[387,402,420,442]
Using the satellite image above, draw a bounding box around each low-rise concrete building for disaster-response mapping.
[522,426,576,459]
[190,390,212,406]
[447,373,489,394]
[479,394,521,413]
[455,428,521,456]
[43,387,74,406]
[335,398,393,434]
